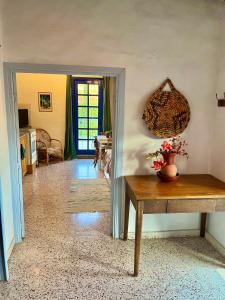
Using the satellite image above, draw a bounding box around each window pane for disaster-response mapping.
[78,84,88,94]
[89,84,99,95]
[89,130,98,139]
[78,107,88,117]
[89,107,98,118]
[78,95,88,106]
[89,140,95,150]
[78,140,87,150]
[89,96,98,106]
[89,119,98,129]
[78,130,88,139]
[78,118,88,128]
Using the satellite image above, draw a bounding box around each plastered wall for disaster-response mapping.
[2,0,225,237]
[208,16,225,248]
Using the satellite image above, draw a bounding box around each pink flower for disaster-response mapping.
[161,141,172,152]
[151,159,165,171]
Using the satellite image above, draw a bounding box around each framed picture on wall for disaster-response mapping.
[38,92,52,112]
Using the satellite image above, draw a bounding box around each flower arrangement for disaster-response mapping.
[146,136,188,171]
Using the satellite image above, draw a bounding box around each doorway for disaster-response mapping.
[73,77,103,155]
[3,63,125,272]
[16,72,113,218]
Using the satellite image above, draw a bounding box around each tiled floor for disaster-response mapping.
[1,160,225,300]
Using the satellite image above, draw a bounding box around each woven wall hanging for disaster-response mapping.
[142,78,190,138]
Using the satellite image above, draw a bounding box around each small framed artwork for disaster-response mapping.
[38,92,52,112]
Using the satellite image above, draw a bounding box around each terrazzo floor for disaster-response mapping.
[1,159,225,300]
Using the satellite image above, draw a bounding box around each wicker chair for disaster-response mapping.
[36,128,64,165]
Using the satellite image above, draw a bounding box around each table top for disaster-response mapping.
[125,174,225,201]
[97,135,112,144]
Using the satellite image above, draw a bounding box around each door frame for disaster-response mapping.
[0,179,9,280]
[3,63,125,243]
[72,77,104,155]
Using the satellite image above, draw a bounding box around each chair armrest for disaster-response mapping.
[36,140,47,149]
[51,139,63,149]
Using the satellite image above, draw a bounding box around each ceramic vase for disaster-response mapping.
[161,153,177,178]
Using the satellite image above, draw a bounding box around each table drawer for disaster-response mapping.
[144,200,167,213]
[167,199,216,213]
[215,199,225,211]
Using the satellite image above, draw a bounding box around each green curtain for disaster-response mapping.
[64,75,76,160]
[103,77,112,133]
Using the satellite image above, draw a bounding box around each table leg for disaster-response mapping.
[200,213,207,237]
[98,145,102,170]
[134,201,143,277]
[123,190,130,241]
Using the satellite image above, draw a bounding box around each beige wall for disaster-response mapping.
[2,0,225,235]
[16,73,67,146]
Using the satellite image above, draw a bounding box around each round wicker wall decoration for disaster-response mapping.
[142,78,190,138]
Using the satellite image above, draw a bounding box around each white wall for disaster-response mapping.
[2,0,225,235]
[16,73,67,146]
[0,1,15,258]
[208,15,225,248]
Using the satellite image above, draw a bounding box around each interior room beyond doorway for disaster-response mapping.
[16,72,116,232]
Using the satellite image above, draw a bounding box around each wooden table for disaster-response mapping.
[123,175,225,276]
[96,135,112,169]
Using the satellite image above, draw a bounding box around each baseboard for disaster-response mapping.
[205,232,225,258]
[121,229,200,240]
[77,155,95,159]
[7,237,15,260]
